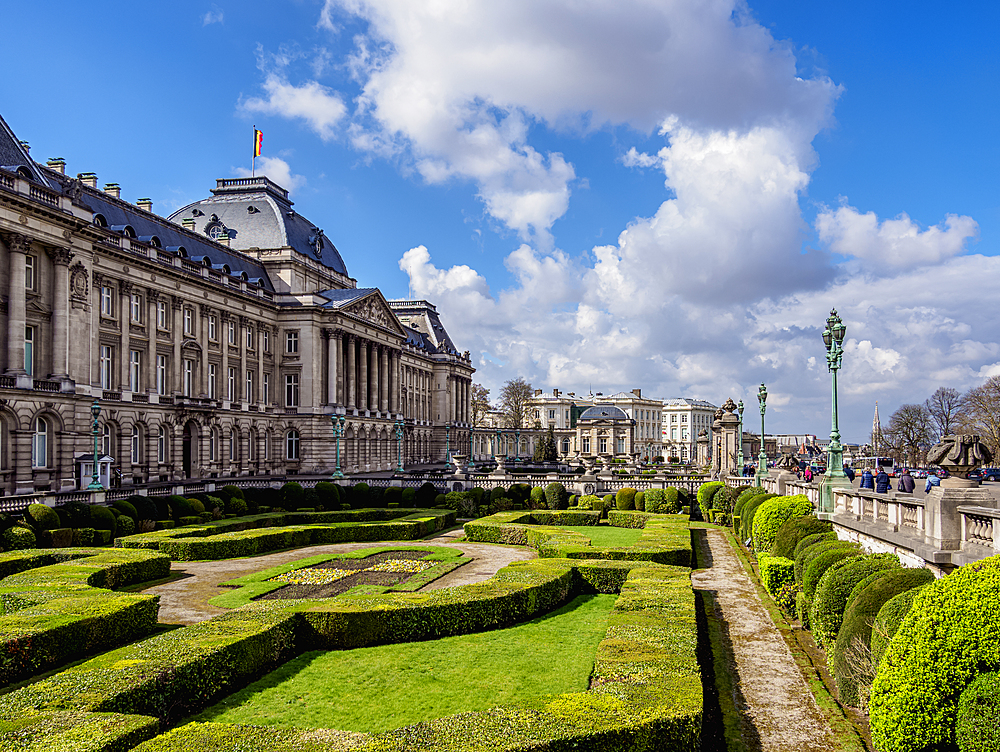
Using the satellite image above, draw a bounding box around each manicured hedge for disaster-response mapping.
[833,567,935,707]
[696,481,724,519]
[793,533,843,582]
[808,553,900,649]
[751,495,813,554]
[615,487,637,511]
[738,493,777,544]
[870,586,924,670]
[0,710,160,752]
[734,486,764,518]
[801,543,861,604]
[26,503,60,531]
[870,555,1000,752]
[758,552,795,600]
[956,671,1000,752]
[772,515,832,560]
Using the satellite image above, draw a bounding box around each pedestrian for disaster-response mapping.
[925,473,941,493]
[875,468,891,494]
[860,468,874,490]
[897,468,915,494]
[804,466,813,482]
[843,464,855,482]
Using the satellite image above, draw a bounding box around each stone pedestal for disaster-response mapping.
[768,469,798,496]
[924,485,996,550]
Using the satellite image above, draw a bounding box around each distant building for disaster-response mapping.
[660,398,718,463]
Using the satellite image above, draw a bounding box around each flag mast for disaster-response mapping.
[252,126,263,177]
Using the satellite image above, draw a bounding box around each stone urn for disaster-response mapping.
[451,454,467,474]
[927,434,993,487]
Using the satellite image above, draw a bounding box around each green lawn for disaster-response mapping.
[195,594,616,733]
[559,524,643,548]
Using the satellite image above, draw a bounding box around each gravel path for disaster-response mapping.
[141,528,536,625]
[691,528,838,752]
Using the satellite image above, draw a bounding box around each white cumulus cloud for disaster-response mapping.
[202,5,223,25]
[241,74,346,141]
[234,157,306,194]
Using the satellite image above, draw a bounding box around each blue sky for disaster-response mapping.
[3,1,998,442]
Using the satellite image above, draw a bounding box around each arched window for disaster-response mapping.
[286,429,300,460]
[264,430,271,460]
[130,425,141,464]
[561,439,570,454]
[228,430,236,462]
[32,417,49,468]
[248,429,257,462]
[157,425,167,463]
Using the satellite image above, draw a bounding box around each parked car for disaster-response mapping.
[981,468,1000,482]
[967,469,984,481]
[912,469,928,479]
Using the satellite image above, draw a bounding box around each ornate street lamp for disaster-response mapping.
[514,427,521,462]
[737,399,745,472]
[756,384,767,483]
[819,308,851,514]
[330,413,345,479]
[445,423,452,469]
[395,418,404,472]
[88,399,103,490]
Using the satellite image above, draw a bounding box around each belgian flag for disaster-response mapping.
[253,128,263,158]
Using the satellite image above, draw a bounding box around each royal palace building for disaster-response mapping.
[0,113,473,495]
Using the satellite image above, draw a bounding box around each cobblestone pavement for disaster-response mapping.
[691,528,839,752]
[141,528,536,625]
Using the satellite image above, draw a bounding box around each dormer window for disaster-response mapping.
[205,221,227,240]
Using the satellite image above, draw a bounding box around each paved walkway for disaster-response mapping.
[691,528,838,752]
[141,528,536,625]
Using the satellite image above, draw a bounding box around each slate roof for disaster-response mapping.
[0,113,48,183]
[168,178,349,276]
[579,405,631,421]
[317,288,376,307]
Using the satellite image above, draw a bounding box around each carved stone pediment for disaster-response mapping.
[344,293,404,335]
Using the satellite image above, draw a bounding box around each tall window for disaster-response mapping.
[156,354,167,395]
[183,359,193,397]
[101,423,112,456]
[208,364,217,399]
[263,373,270,404]
[129,350,141,392]
[264,429,271,460]
[227,367,236,401]
[248,430,257,462]
[131,293,142,322]
[157,300,167,329]
[227,321,235,345]
[245,326,254,349]
[228,432,235,462]
[130,425,140,464]
[209,428,218,462]
[599,437,608,454]
[285,331,298,353]
[285,429,300,460]
[245,370,254,403]
[31,417,49,468]
[284,373,299,407]
[582,436,590,453]
[183,308,193,335]
[617,436,625,453]
[157,425,167,463]
[101,285,114,317]
[208,315,217,341]
[25,255,35,290]
[99,345,114,390]
[23,326,34,376]
[262,329,269,352]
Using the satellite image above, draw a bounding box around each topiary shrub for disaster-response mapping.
[643,488,663,514]
[544,482,569,510]
[529,486,546,509]
[26,503,60,532]
[508,483,531,507]
[734,486,765,517]
[662,487,681,514]
[871,586,925,670]
[351,482,371,509]
[634,490,645,512]
[219,485,244,503]
[383,486,402,507]
[739,493,777,544]
[751,495,813,554]
[810,553,900,649]
[577,494,600,511]
[187,498,206,515]
[956,671,1000,752]
[696,481,724,519]
[797,589,811,628]
[833,567,935,707]
[802,544,862,606]
[870,556,1000,752]
[227,496,248,516]
[280,482,303,511]
[167,495,194,521]
[314,482,338,509]
[2,525,36,550]
[116,515,136,537]
[758,552,795,600]
[793,532,842,582]
[772,515,832,560]
[616,487,637,511]
[715,485,745,514]
[90,505,118,540]
[62,498,92,529]
[401,487,416,506]
[415,482,438,507]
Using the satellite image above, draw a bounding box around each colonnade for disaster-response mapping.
[324,330,401,415]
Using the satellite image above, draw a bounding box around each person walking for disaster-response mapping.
[844,464,855,482]
[804,466,814,482]
[860,468,875,490]
[925,473,941,493]
[875,468,891,494]
[897,468,915,493]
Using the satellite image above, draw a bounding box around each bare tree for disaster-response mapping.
[498,377,533,429]
[884,404,933,466]
[960,375,1000,457]
[924,387,966,441]
[470,383,492,427]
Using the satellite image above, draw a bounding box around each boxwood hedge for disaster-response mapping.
[738,494,778,544]
[751,495,813,554]
[793,534,843,583]
[771,515,832,560]
[808,553,900,650]
[758,552,795,600]
[696,481,724,520]
[956,671,1000,752]
[733,486,764,518]
[832,567,935,707]
[870,586,924,670]
[801,543,861,604]
[869,555,1000,752]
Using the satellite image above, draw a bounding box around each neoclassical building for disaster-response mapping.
[0,112,472,495]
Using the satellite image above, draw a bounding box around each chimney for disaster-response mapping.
[137,197,153,213]
[46,157,66,174]
[103,183,121,199]
[534,389,542,396]
[632,388,642,398]
[78,172,98,188]
[553,388,560,397]
[216,234,230,247]
[19,141,29,155]
[181,217,196,231]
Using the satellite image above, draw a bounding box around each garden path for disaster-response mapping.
[691,528,839,752]
[141,529,536,625]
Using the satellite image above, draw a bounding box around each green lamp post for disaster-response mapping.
[819,308,851,515]
[737,399,745,472]
[87,399,103,490]
[395,418,404,472]
[330,413,345,479]
[445,423,452,469]
[756,384,767,484]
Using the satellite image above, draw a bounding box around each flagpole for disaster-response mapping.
[252,125,256,177]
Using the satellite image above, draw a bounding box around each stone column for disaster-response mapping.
[257,325,266,406]
[92,270,103,385]
[369,343,378,413]
[4,233,29,374]
[359,340,369,412]
[199,305,210,397]
[346,335,356,410]
[220,312,230,402]
[379,345,388,413]
[321,329,335,405]
[146,289,158,393]
[45,245,73,378]
[171,295,182,395]
[238,316,249,403]
[119,281,132,389]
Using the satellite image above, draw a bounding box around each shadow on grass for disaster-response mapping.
[692,527,762,752]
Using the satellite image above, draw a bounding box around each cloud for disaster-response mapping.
[202,5,224,25]
[234,157,306,193]
[241,74,346,141]
[816,203,978,270]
